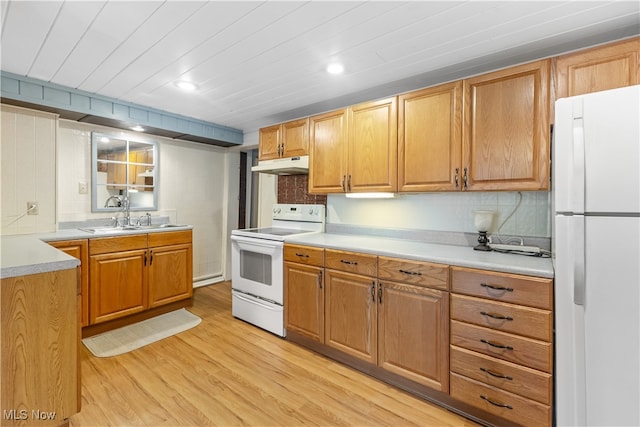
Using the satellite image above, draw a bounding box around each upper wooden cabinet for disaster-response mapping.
[308,108,348,193]
[555,36,640,99]
[398,81,462,192]
[463,59,551,191]
[258,118,309,160]
[348,97,397,193]
[309,97,397,194]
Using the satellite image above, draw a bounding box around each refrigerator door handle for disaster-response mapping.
[571,109,585,214]
[573,215,586,306]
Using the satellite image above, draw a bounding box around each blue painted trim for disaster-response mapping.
[0,71,243,146]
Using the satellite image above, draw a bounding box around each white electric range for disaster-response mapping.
[230,203,325,336]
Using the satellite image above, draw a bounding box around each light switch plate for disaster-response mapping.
[79,180,88,194]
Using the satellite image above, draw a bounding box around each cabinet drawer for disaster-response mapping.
[284,244,324,267]
[378,256,449,290]
[450,346,552,405]
[451,320,552,373]
[451,294,552,341]
[450,373,551,427]
[89,234,148,255]
[325,249,377,276]
[451,266,552,309]
[148,229,192,247]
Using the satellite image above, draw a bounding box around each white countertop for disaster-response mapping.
[1,225,192,279]
[1,235,80,279]
[285,232,554,278]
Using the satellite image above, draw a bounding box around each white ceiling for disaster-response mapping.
[1,1,639,136]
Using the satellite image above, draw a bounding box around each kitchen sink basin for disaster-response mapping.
[79,224,185,233]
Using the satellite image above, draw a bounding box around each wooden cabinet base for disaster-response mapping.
[287,330,521,427]
[81,297,192,338]
[1,269,79,426]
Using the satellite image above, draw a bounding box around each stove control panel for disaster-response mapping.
[272,204,325,223]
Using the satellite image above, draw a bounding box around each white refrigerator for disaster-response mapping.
[553,85,640,426]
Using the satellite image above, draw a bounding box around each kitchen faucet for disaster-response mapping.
[104,195,131,226]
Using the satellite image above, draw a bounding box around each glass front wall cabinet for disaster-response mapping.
[92,132,158,212]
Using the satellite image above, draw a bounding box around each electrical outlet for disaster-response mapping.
[27,201,38,215]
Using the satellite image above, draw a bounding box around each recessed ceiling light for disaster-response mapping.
[175,80,198,91]
[327,62,344,75]
[131,125,145,132]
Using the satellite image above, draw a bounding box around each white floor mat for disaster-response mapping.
[82,308,201,358]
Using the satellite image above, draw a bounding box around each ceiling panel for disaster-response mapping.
[28,1,107,82]
[0,1,62,73]
[1,0,638,136]
[79,1,208,94]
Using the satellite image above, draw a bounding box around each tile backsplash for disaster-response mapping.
[277,175,327,205]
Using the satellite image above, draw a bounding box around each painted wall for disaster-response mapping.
[1,103,239,284]
[1,105,57,235]
[56,119,239,283]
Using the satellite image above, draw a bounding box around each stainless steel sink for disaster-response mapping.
[79,225,137,233]
[79,224,184,233]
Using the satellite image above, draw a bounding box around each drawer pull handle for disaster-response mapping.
[340,260,358,265]
[480,283,514,292]
[480,311,513,321]
[295,253,310,258]
[480,367,513,380]
[399,269,422,276]
[480,395,513,409]
[481,339,513,350]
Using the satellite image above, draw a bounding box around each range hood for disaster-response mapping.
[251,156,309,175]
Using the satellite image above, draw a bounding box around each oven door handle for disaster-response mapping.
[233,292,281,311]
[231,234,284,248]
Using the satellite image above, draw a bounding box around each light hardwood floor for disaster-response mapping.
[71,281,479,426]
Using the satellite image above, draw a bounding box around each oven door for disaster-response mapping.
[231,234,284,305]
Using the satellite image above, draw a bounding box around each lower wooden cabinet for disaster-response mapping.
[450,372,551,427]
[284,244,325,342]
[81,230,193,328]
[286,248,554,427]
[450,266,553,427]
[286,248,451,393]
[89,235,148,324]
[48,239,89,327]
[325,268,377,364]
[148,231,193,308]
[378,280,449,392]
[377,256,450,392]
[1,268,80,425]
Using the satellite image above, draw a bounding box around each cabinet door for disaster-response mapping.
[259,124,281,160]
[378,281,449,392]
[148,243,193,308]
[284,262,324,342]
[324,269,377,364]
[309,109,348,193]
[89,249,148,324]
[282,118,309,158]
[463,59,550,191]
[348,97,397,192]
[49,239,89,327]
[556,37,639,99]
[398,82,462,192]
